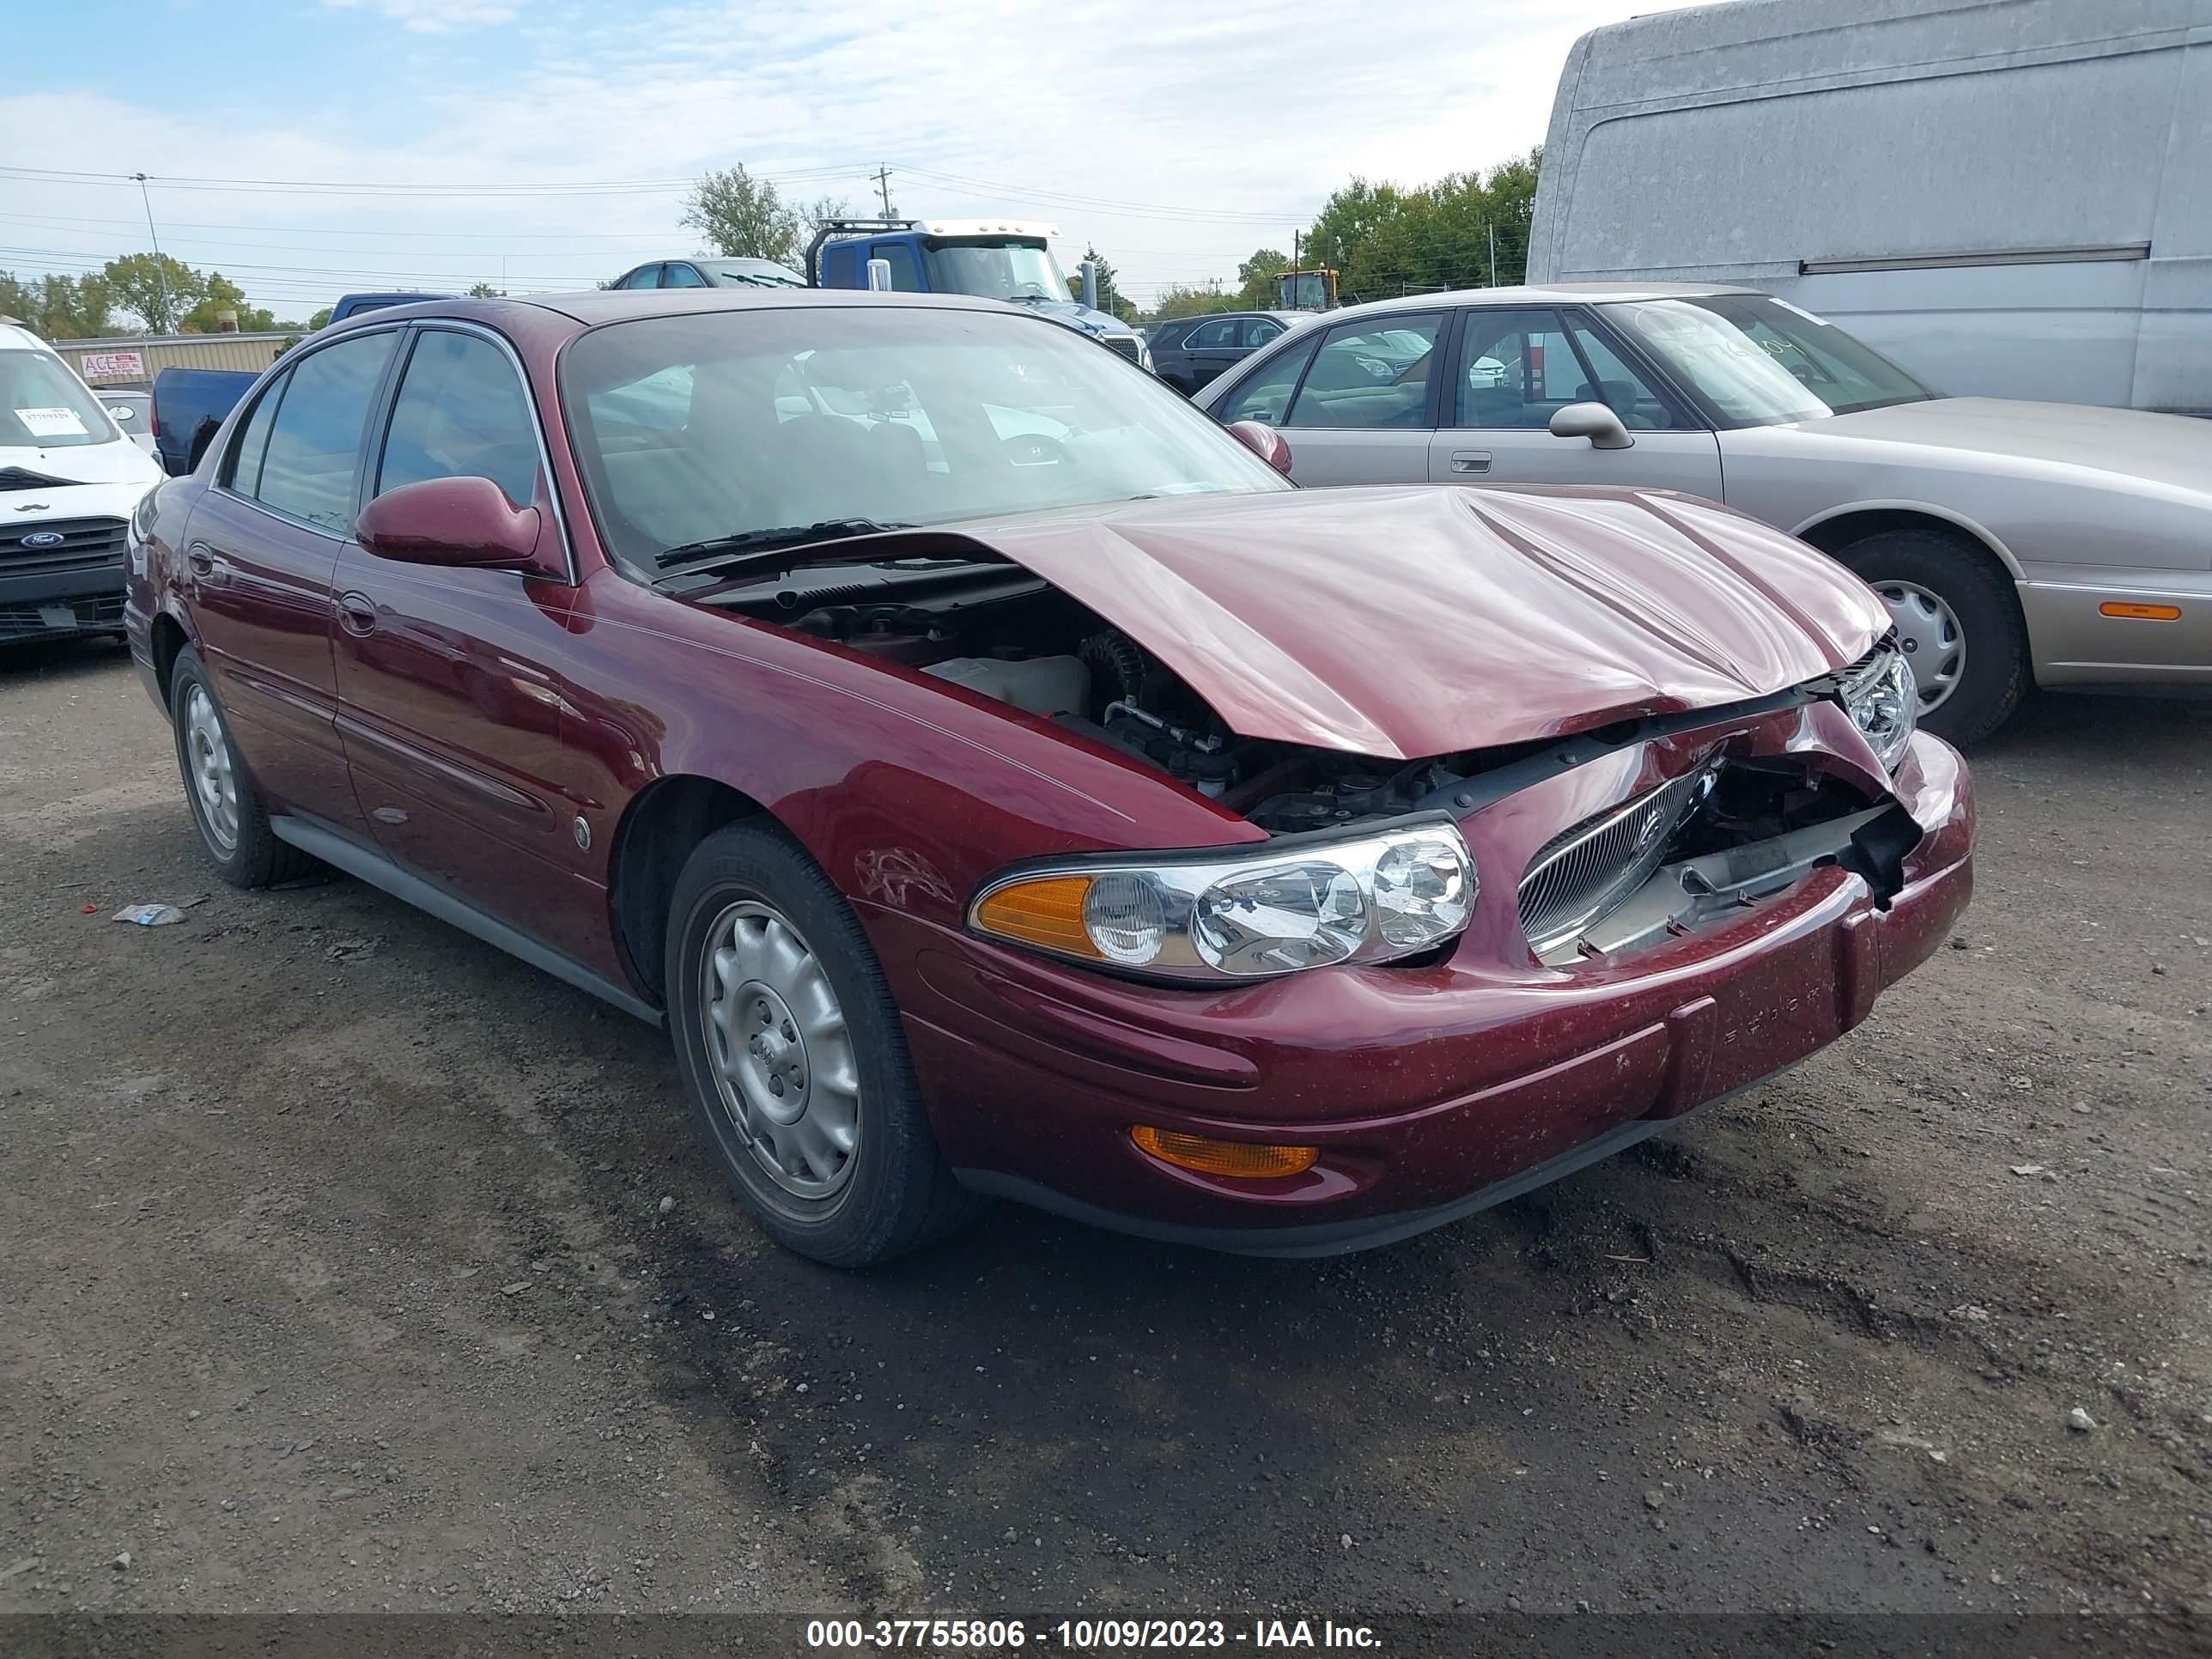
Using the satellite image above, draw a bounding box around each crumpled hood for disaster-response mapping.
[955,484,1888,759]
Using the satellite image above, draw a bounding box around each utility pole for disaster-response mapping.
[872,166,895,217]
[131,172,172,333]
[1488,223,1498,288]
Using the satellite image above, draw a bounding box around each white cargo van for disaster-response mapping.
[1526,0,2212,413]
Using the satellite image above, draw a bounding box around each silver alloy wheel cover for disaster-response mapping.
[183,684,240,854]
[1874,580,1966,713]
[700,899,860,1200]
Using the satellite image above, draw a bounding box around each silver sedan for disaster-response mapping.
[1194,283,2212,742]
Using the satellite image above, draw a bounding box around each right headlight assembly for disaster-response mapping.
[969,817,1477,982]
[1837,638,1917,772]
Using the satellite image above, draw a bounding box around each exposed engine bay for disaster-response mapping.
[710,558,1492,834]
[708,556,1919,959]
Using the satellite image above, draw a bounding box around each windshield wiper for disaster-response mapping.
[653,518,920,574]
[0,466,77,492]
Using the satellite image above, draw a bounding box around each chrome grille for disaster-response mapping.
[1517,766,1715,960]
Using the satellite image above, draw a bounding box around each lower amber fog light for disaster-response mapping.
[1131,1125,1319,1179]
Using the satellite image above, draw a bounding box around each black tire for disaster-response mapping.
[168,646,319,888]
[663,822,976,1267]
[1832,527,2029,745]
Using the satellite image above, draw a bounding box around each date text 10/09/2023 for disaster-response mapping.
[805,1619,1382,1650]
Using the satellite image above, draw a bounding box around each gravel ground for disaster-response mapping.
[1,638,2206,1639]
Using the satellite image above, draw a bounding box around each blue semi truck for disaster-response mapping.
[805,219,1152,372]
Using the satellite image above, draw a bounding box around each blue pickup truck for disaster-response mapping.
[805,219,1151,370]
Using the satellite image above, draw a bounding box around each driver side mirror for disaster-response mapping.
[356,476,543,569]
[1548,401,1634,450]
[1226,419,1295,477]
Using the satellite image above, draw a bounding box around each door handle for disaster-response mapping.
[185,544,233,586]
[336,592,378,636]
[1449,451,1492,474]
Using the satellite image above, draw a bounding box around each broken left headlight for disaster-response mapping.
[1838,641,1917,772]
[969,817,1476,982]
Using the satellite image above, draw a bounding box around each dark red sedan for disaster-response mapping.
[125,289,1972,1267]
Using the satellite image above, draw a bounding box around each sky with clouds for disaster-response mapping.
[2,0,1705,324]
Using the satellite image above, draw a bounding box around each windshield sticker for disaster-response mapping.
[16,407,88,439]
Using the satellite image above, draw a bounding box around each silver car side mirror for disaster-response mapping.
[1549,401,1635,450]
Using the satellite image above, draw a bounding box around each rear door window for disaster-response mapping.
[249,331,399,532]
[1215,336,1319,425]
[1285,313,1443,428]
[224,374,286,495]
[1186,318,1237,349]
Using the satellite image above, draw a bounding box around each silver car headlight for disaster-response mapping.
[969,817,1476,981]
[1838,640,1917,771]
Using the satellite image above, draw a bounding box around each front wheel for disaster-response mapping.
[663,823,976,1267]
[1833,528,2029,744]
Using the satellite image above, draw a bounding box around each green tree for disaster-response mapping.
[681,165,816,266]
[1234,248,1290,309]
[466,280,501,298]
[1150,283,1238,322]
[306,306,334,331]
[1064,246,1138,323]
[180,271,279,334]
[0,271,119,338]
[102,252,206,333]
[1298,149,1542,305]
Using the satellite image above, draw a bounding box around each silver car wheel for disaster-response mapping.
[700,900,860,1200]
[183,684,240,854]
[1875,580,1966,713]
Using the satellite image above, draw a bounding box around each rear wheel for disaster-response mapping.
[663,823,975,1267]
[168,646,318,888]
[1833,527,2028,744]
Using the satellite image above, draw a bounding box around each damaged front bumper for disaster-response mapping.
[872,714,1973,1256]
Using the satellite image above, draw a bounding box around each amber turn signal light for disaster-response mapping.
[971,875,1101,958]
[1131,1125,1319,1180]
[2100,601,2181,621]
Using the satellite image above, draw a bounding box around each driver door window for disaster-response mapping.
[661,263,708,289]
[1428,307,1722,495]
[374,329,542,510]
[1265,313,1441,486]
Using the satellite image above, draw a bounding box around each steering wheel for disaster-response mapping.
[1002,433,1069,467]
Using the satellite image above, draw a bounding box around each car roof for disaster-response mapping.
[1316,281,1759,319]
[319,287,1051,335]
[1161,309,1302,326]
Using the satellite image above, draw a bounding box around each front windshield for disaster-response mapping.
[562,305,1291,574]
[1606,295,1935,426]
[0,349,120,450]
[927,240,1066,303]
